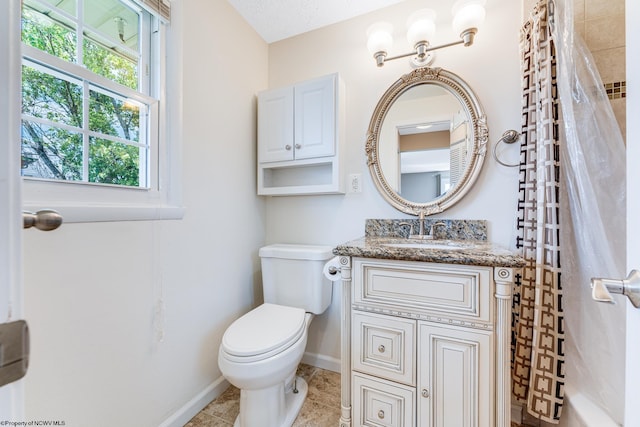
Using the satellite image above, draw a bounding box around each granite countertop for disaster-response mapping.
[333,236,525,268]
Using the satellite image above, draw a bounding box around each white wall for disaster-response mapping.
[265,0,522,364]
[21,1,268,425]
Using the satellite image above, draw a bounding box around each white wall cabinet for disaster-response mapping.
[257,73,343,195]
[341,257,515,427]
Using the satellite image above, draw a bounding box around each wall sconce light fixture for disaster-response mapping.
[367,0,486,68]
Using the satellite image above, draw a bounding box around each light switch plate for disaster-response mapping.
[0,320,29,387]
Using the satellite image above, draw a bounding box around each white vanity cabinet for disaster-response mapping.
[257,73,344,195]
[339,256,516,427]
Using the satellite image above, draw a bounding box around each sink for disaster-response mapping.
[383,241,474,250]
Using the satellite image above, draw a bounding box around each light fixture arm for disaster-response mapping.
[375,36,471,67]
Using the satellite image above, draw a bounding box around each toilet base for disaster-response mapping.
[233,376,308,427]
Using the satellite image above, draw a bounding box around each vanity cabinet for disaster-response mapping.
[257,73,344,195]
[338,256,517,427]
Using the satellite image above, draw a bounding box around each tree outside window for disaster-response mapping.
[21,0,152,188]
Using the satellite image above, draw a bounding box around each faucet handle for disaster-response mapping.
[398,222,414,237]
[429,222,447,238]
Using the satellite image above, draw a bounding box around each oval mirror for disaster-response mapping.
[366,67,488,216]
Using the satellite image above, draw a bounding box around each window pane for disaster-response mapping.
[84,37,138,90]
[21,121,83,181]
[84,0,140,52]
[89,137,141,187]
[83,0,140,90]
[89,89,141,142]
[22,4,77,63]
[28,0,76,17]
[22,64,83,128]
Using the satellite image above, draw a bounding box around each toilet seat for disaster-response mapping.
[221,303,306,363]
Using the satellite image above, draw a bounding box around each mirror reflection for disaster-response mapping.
[379,84,471,204]
[366,67,487,216]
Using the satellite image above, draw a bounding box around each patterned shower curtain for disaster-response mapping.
[512,0,565,423]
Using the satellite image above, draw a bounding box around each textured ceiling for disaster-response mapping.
[225,0,406,43]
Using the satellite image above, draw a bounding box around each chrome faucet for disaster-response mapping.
[399,213,447,240]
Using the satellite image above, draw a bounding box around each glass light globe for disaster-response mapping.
[366,22,393,55]
[452,0,486,37]
[406,9,436,47]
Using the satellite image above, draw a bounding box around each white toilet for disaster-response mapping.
[218,244,334,427]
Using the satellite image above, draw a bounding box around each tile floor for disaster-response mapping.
[185,364,341,426]
[184,363,529,427]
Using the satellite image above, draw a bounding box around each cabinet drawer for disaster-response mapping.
[353,373,415,427]
[352,311,415,386]
[353,258,492,323]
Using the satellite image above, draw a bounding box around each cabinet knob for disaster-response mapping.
[422,389,430,398]
[285,145,292,150]
[295,143,301,149]
[378,410,385,419]
[378,344,385,353]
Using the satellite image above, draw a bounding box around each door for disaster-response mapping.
[0,0,23,419]
[625,1,640,423]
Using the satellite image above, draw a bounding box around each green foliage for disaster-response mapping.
[89,139,140,186]
[21,5,143,187]
[84,39,138,90]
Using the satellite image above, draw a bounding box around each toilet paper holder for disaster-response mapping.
[327,266,341,276]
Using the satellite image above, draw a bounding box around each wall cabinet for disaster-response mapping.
[340,257,515,427]
[257,73,343,195]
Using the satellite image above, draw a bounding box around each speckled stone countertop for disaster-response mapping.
[333,219,525,268]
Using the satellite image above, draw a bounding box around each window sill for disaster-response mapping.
[22,202,186,223]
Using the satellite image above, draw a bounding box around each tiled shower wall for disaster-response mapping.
[574,0,626,140]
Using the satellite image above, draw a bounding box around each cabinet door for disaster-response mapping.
[418,322,493,427]
[294,74,336,160]
[258,86,294,163]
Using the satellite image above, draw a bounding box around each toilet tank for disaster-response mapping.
[259,244,334,314]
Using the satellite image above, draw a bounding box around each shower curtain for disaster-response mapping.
[512,0,626,423]
[512,1,565,423]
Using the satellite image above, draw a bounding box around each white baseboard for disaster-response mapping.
[302,351,341,373]
[158,376,229,427]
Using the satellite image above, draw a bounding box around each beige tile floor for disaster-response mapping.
[184,364,341,427]
[184,363,530,427]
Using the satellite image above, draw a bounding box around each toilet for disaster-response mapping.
[218,244,334,427]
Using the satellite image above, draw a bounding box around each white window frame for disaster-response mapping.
[21,0,183,222]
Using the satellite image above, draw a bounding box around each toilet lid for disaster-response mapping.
[222,303,306,359]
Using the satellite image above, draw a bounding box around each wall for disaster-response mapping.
[21,1,268,426]
[575,0,626,139]
[266,0,522,367]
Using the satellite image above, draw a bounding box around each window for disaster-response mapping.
[20,0,181,221]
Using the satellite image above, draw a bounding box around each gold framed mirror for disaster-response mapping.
[366,67,488,216]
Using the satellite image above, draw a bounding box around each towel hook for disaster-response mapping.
[493,130,520,167]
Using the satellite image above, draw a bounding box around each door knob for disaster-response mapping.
[23,209,63,231]
[591,270,640,308]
